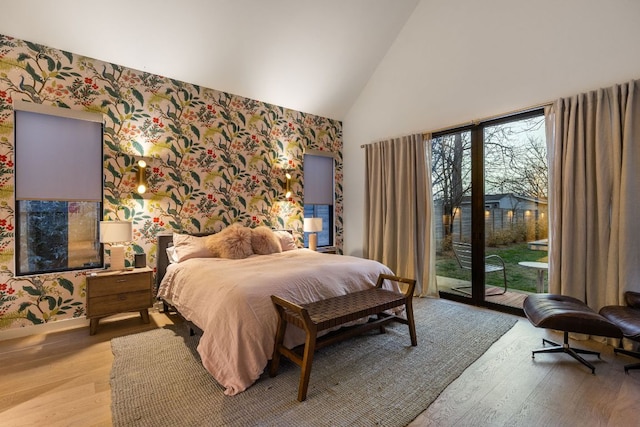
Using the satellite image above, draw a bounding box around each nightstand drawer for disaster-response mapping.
[88,272,151,297]
[88,290,151,317]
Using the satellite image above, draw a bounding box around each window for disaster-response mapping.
[15,101,103,276]
[432,108,547,310]
[303,204,334,247]
[303,151,335,248]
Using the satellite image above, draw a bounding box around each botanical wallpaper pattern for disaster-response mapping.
[0,34,343,330]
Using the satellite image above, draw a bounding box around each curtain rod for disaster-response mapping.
[360,132,420,148]
[424,100,553,136]
[360,100,553,148]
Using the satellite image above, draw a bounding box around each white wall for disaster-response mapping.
[342,0,640,257]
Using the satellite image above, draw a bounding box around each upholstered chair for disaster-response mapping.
[599,291,640,373]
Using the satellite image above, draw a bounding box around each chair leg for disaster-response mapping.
[452,284,472,295]
[484,270,507,297]
[531,332,599,374]
[613,347,640,374]
[623,362,640,373]
[485,268,508,296]
[453,284,505,297]
[485,288,506,296]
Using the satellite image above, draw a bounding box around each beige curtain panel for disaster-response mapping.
[363,133,436,296]
[547,78,640,309]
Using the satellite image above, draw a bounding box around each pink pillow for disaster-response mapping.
[251,226,282,255]
[172,233,212,262]
[274,230,296,251]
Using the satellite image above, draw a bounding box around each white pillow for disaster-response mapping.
[172,233,212,262]
[274,230,296,251]
[166,246,179,264]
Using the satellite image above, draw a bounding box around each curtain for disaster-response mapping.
[547,79,640,310]
[363,133,436,296]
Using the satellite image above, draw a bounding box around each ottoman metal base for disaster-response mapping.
[524,294,622,374]
[531,332,600,374]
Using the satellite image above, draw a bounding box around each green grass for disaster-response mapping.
[436,242,547,293]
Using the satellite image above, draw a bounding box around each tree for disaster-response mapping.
[484,116,547,200]
[431,131,471,239]
[431,115,548,249]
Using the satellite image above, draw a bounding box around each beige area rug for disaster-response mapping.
[111,298,516,427]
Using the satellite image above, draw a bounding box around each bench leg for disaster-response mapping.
[298,327,318,402]
[405,298,417,346]
[376,314,387,334]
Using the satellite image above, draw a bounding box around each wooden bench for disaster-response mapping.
[269,274,417,401]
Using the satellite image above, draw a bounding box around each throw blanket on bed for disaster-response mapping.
[157,249,395,395]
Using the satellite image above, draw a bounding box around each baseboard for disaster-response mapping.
[0,317,90,342]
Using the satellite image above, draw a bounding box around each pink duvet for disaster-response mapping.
[156,249,395,395]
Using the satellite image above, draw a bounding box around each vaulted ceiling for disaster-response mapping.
[0,0,421,120]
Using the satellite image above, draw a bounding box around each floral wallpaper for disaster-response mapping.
[0,34,343,330]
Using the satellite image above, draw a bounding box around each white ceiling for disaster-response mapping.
[0,0,420,120]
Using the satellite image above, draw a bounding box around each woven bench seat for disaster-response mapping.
[269,274,417,401]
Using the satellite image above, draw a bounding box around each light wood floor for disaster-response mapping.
[1,304,639,427]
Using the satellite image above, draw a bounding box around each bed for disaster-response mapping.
[155,228,397,396]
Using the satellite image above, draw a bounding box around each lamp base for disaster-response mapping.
[109,245,125,270]
[309,233,318,251]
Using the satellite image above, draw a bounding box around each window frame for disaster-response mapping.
[303,150,336,249]
[303,204,334,248]
[433,108,546,310]
[13,102,104,276]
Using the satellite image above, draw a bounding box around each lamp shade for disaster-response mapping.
[303,218,323,233]
[100,221,133,244]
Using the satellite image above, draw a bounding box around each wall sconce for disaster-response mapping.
[136,159,147,194]
[284,171,292,198]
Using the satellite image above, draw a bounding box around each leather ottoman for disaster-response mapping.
[523,294,622,373]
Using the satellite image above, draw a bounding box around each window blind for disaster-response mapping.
[303,152,334,205]
[15,102,103,201]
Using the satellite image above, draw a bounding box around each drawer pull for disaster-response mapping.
[117,294,127,301]
[115,278,127,283]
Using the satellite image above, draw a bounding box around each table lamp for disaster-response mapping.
[303,217,323,251]
[100,221,133,270]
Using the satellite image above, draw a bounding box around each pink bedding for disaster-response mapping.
[156,249,395,395]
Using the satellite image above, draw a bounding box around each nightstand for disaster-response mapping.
[317,247,338,254]
[86,267,153,335]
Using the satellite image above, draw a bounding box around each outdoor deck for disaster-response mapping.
[436,276,529,310]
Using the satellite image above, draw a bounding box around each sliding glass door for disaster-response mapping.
[432,109,547,312]
[432,129,473,302]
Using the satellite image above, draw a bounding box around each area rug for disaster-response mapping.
[111,298,516,427]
